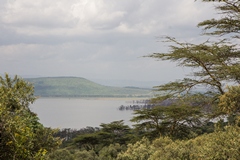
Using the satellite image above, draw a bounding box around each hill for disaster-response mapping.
[26,77,152,97]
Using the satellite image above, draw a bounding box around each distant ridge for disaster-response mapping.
[26,77,152,97]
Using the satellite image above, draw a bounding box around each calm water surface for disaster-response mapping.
[30,98,139,129]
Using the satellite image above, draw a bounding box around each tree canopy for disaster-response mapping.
[199,0,240,38]
[131,104,203,139]
[0,74,61,159]
[133,0,240,142]
[148,37,240,98]
[148,0,240,112]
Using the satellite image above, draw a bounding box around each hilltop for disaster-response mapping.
[26,77,152,97]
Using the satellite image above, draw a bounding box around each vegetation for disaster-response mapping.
[47,1,240,159]
[117,126,240,160]
[0,74,61,159]
[131,103,204,140]
[26,77,152,98]
[1,0,240,159]
[48,121,133,160]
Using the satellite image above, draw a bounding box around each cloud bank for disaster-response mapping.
[0,0,217,83]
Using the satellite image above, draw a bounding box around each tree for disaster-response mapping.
[73,120,132,152]
[0,74,36,111]
[99,120,132,145]
[198,0,240,38]
[149,125,240,160]
[74,150,98,160]
[218,85,240,115]
[130,0,240,141]
[0,73,61,159]
[130,106,166,138]
[46,149,75,160]
[131,102,203,139]
[98,143,124,160]
[117,137,154,160]
[117,125,240,159]
[146,0,240,119]
[73,132,100,151]
[148,37,240,99]
[218,85,240,126]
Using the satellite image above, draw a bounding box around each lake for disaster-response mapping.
[30,98,143,129]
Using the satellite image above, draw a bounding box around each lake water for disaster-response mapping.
[30,98,141,129]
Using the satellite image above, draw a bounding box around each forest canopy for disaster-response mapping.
[0,74,61,159]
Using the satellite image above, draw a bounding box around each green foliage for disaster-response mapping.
[54,1,240,159]
[0,73,61,159]
[46,149,98,160]
[146,38,240,135]
[74,150,98,160]
[46,149,75,160]
[148,37,240,97]
[198,0,240,38]
[0,106,42,159]
[117,137,154,160]
[218,85,240,115]
[117,126,240,160]
[131,103,203,139]
[119,1,240,158]
[0,74,36,111]
[55,127,100,148]
[98,143,125,160]
[74,132,100,151]
[145,1,240,140]
[149,125,240,160]
[99,120,132,145]
[131,106,166,138]
[72,120,133,154]
[26,77,151,97]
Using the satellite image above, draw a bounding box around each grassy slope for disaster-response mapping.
[26,77,152,97]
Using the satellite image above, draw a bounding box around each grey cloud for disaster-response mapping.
[0,0,216,45]
[1,0,215,36]
[0,0,219,82]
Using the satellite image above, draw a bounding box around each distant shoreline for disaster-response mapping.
[36,96,151,100]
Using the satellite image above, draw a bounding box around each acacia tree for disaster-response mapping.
[149,37,240,98]
[99,120,132,145]
[199,0,240,38]
[149,0,240,106]
[131,105,203,139]
[131,0,240,139]
[73,120,132,152]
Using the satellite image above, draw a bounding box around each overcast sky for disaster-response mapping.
[0,0,218,83]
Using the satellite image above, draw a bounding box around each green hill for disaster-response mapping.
[26,77,152,97]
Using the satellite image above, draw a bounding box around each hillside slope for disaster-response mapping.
[26,77,152,97]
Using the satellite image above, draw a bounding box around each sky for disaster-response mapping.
[0,0,219,84]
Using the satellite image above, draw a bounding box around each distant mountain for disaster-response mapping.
[26,77,153,97]
[90,79,165,88]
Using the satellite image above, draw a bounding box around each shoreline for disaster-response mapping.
[36,96,151,101]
